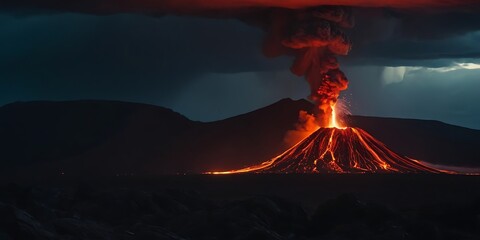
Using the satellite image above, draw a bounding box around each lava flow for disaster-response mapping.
[206,6,446,175]
[207,105,446,174]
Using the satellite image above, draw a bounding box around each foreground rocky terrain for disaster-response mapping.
[1,182,479,240]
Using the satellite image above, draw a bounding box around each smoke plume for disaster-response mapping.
[262,6,353,126]
[290,7,352,126]
[2,1,477,127]
[284,110,318,145]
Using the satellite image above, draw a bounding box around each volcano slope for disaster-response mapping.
[0,98,478,179]
[212,127,444,174]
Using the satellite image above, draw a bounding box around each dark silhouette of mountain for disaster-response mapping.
[0,99,478,179]
[345,115,480,169]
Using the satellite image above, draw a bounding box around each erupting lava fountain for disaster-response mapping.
[206,6,449,175]
[207,105,447,174]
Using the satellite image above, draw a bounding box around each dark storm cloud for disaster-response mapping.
[391,10,480,39]
[352,8,480,41]
[2,0,479,15]
[0,13,289,106]
[2,0,480,70]
[0,14,285,74]
[345,8,480,67]
[1,0,480,129]
[343,65,480,129]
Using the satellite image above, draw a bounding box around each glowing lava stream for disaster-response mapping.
[328,106,345,129]
[206,105,451,175]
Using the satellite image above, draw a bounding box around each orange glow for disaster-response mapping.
[206,109,452,175]
[144,1,480,14]
[283,110,320,146]
[207,127,451,174]
[327,103,346,129]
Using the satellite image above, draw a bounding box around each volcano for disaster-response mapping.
[2,99,477,179]
[210,127,445,174]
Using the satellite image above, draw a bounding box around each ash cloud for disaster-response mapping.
[263,6,354,126]
[284,110,318,146]
[2,1,479,70]
[1,0,479,15]
[1,0,480,128]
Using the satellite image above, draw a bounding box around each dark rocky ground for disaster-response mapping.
[1,174,479,240]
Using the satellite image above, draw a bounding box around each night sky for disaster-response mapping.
[1,1,480,129]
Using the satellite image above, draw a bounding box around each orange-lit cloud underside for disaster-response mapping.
[12,0,475,15]
[162,0,478,9]
[130,0,480,14]
[3,0,478,16]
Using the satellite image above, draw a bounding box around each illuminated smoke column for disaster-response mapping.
[206,7,453,175]
[266,7,353,127]
[2,0,471,175]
